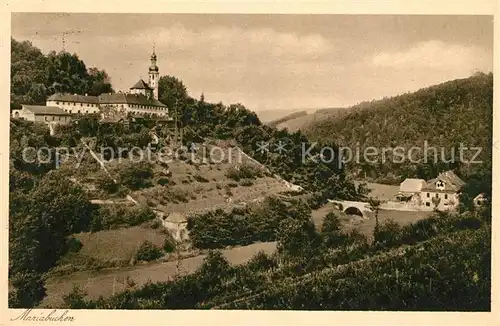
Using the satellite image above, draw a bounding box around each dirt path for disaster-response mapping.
[41,241,277,308]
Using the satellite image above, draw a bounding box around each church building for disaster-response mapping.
[45,49,169,118]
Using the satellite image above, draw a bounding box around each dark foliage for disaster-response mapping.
[135,241,163,262]
[187,197,312,249]
[11,38,114,105]
[8,272,47,308]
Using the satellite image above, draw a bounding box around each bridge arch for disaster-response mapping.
[344,206,364,217]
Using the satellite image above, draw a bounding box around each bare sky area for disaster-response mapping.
[11,13,493,111]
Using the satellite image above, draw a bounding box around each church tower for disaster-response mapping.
[148,47,159,100]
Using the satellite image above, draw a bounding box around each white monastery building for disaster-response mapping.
[45,49,168,117]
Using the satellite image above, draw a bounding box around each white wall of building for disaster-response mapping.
[47,100,100,114]
[47,100,168,117]
[420,191,460,211]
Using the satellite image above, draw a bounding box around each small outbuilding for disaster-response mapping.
[162,212,189,242]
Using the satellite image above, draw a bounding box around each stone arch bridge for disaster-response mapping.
[327,199,374,218]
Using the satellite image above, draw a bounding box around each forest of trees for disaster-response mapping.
[11,38,113,106]
[303,73,493,185]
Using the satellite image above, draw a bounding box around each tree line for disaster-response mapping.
[11,38,113,106]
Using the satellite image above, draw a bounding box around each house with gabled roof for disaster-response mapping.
[12,104,72,124]
[420,170,465,211]
[389,170,465,212]
[392,178,427,205]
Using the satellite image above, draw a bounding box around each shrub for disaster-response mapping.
[66,236,83,253]
[165,188,190,203]
[91,205,156,231]
[127,206,157,226]
[156,177,170,186]
[246,251,277,272]
[135,241,163,262]
[94,171,119,193]
[238,164,263,179]
[321,212,341,233]
[193,174,209,183]
[453,215,482,230]
[343,228,368,247]
[225,164,262,181]
[307,192,328,209]
[9,272,47,308]
[277,217,322,261]
[163,234,176,253]
[239,179,254,186]
[148,219,161,229]
[114,161,154,190]
[321,212,344,247]
[187,197,312,249]
[373,219,402,248]
[63,285,93,309]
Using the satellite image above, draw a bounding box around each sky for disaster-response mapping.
[11,13,493,112]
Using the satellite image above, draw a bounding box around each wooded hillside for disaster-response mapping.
[303,73,493,184]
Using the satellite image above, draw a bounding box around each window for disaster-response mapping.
[52,116,55,121]
[444,194,448,199]
[435,193,439,198]
[426,202,430,207]
[426,193,430,198]
[44,116,48,121]
[56,101,60,105]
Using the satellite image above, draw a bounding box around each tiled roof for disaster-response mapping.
[98,93,167,107]
[46,91,167,108]
[22,105,71,116]
[399,178,426,193]
[47,93,99,104]
[422,170,465,193]
[165,212,187,224]
[130,79,152,90]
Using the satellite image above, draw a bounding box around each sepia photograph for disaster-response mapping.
[5,9,494,320]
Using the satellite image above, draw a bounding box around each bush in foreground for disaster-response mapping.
[135,241,163,262]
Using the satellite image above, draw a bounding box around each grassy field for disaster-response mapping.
[73,226,167,262]
[347,209,434,238]
[310,205,352,230]
[357,181,400,202]
[310,201,433,238]
[42,241,277,308]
